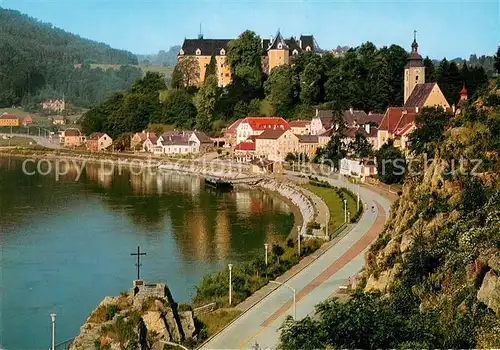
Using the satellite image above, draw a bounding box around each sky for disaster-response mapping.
[2,0,499,59]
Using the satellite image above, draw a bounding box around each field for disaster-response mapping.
[0,136,35,147]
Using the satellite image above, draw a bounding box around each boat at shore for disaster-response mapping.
[204,176,233,191]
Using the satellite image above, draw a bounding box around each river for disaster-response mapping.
[0,156,293,349]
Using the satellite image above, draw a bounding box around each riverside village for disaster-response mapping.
[1,3,499,350]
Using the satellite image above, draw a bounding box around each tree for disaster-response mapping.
[227,30,262,75]
[376,139,405,184]
[194,75,219,131]
[204,56,217,82]
[159,89,197,129]
[409,107,450,157]
[424,56,435,82]
[171,57,199,88]
[271,244,285,263]
[349,130,373,158]
[129,71,166,96]
[279,316,323,350]
[264,65,298,116]
[299,62,322,105]
[321,134,348,171]
[494,47,500,74]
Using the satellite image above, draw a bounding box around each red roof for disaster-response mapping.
[459,85,467,96]
[289,120,310,128]
[379,107,418,133]
[225,119,243,135]
[241,117,290,131]
[235,142,256,151]
[0,113,19,120]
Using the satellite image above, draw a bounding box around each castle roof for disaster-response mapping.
[180,39,231,56]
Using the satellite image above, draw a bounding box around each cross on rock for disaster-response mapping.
[131,246,146,280]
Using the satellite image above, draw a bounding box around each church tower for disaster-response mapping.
[404,31,425,104]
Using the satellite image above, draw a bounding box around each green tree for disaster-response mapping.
[194,75,219,131]
[321,134,348,171]
[494,46,500,74]
[424,56,435,82]
[349,130,373,158]
[279,316,323,350]
[159,89,197,129]
[271,244,285,263]
[299,62,322,105]
[227,30,262,78]
[264,65,298,116]
[376,139,405,184]
[204,56,217,82]
[171,57,200,88]
[129,71,166,96]
[409,107,450,157]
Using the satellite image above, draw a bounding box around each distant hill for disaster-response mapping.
[137,46,181,66]
[0,8,142,108]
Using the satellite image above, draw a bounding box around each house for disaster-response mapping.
[223,119,243,147]
[22,116,33,126]
[189,131,214,152]
[289,120,311,135]
[40,99,65,112]
[178,30,319,86]
[297,135,319,159]
[340,158,377,178]
[236,116,290,144]
[310,108,370,135]
[376,107,418,150]
[254,129,299,162]
[234,141,257,162]
[0,113,20,127]
[86,132,112,152]
[155,135,199,155]
[131,132,158,152]
[52,116,67,125]
[60,128,83,147]
[250,158,275,174]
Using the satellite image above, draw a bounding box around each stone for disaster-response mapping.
[400,230,413,253]
[164,310,182,342]
[142,311,170,341]
[477,269,500,314]
[488,254,500,272]
[179,311,196,339]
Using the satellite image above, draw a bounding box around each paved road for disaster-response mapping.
[202,173,393,349]
[0,133,61,149]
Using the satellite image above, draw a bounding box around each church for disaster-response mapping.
[178,31,319,87]
[377,33,450,151]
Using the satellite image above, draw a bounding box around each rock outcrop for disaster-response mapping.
[70,281,198,350]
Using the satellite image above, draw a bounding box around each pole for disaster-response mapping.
[264,243,268,266]
[270,281,296,320]
[50,313,56,350]
[357,185,360,212]
[344,199,347,223]
[297,225,301,257]
[228,264,233,306]
[325,212,328,238]
[348,211,351,223]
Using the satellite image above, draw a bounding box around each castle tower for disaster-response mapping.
[267,30,290,74]
[404,31,425,104]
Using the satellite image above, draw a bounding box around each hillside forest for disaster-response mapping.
[81,30,498,139]
[0,8,141,108]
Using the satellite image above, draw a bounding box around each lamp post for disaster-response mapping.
[264,243,268,266]
[270,280,296,320]
[50,313,56,350]
[325,212,329,238]
[348,211,351,223]
[344,199,347,223]
[357,185,360,212]
[228,263,233,306]
[297,225,301,257]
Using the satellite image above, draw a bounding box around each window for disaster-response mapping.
[225,73,229,77]
[415,75,419,81]
[220,63,224,68]
[220,48,226,56]
[277,43,283,49]
[195,48,201,55]
[305,46,311,51]
[292,49,298,55]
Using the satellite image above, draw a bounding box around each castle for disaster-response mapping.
[178,31,319,87]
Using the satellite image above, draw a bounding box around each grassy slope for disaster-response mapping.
[90,63,174,79]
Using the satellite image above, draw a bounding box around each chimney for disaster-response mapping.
[146,132,149,138]
[315,108,318,117]
[365,124,370,134]
[349,107,354,115]
[415,106,419,113]
[452,104,456,113]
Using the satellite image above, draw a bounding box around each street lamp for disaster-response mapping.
[348,211,351,223]
[297,225,301,257]
[264,243,268,266]
[325,212,329,238]
[50,313,57,350]
[270,280,296,320]
[357,185,360,212]
[228,264,233,306]
[344,199,347,223]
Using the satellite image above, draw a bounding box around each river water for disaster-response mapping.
[0,156,293,349]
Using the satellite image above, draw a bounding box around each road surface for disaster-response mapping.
[202,173,393,349]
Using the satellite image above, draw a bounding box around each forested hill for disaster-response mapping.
[0,8,142,108]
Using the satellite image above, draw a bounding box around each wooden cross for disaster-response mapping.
[131,246,146,280]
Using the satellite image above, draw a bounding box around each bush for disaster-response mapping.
[89,303,119,324]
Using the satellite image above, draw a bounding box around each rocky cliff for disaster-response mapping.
[70,282,197,350]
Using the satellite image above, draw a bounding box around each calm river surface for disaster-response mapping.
[0,156,293,349]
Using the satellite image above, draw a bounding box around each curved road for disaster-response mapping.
[202,173,393,349]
